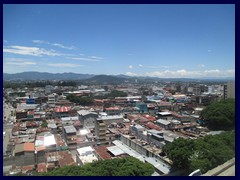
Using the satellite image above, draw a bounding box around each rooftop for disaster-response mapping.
[77,110,98,116]
[97,115,123,121]
[54,106,71,113]
[156,119,171,126]
[106,146,125,156]
[94,146,112,160]
[61,116,79,121]
[64,125,77,134]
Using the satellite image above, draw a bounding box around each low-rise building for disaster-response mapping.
[63,125,77,149]
[76,146,98,166]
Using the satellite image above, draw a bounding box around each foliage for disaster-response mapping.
[41,122,48,128]
[163,131,235,174]
[94,90,127,99]
[200,99,235,130]
[67,94,93,106]
[162,138,194,170]
[39,157,154,176]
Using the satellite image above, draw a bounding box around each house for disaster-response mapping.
[105,107,121,115]
[95,115,124,146]
[54,106,71,118]
[136,102,148,113]
[156,119,172,130]
[156,112,173,120]
[76,146,98,166]
[15,143,35,166]
[63,125,77,149]
[77,110,98,129]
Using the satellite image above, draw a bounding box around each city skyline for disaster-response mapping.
[3,4,235,78]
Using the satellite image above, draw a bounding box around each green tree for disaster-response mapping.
[163,138,194,170]
[41,122,48,128]
[163,131,235,174]
[39,157,154,176]
[200,99,235,130]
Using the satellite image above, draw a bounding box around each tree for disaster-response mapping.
[39,157,154,176]
[163,138,194,170]
[67,94,93,106]
[163,131,235,174]
[200,99,235,130]
[41,122,48,128]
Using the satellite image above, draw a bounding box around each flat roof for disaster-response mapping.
[77,146,94,156]
[44,134,56,146]
[61,116,79,121]
[77,110,98,116]
[157,112,172,116]
[64,125,77,134]
[97,115,123,121]
[112,140,145,162]
[112,140,170,174]
[156,119,171,125]
[79,129,89,135]
[145,157,170,174]
[106,146,125,156]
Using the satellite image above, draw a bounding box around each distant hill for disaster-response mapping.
[80,75,129,84]
[3,72,95,81]
[3,71,234,83]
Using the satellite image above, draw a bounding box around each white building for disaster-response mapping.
[76,146,98,166]
[48,93,57,108]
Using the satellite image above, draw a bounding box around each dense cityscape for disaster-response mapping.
[3,4,235,176]
[3,75,235,176]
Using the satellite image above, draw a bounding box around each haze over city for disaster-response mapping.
[3,4,235,78]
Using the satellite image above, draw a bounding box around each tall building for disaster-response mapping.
[224,81,235,99]
[48,93,57,107]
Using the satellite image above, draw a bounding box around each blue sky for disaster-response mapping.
[3,4,235,78]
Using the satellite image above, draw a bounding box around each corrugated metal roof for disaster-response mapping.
[156,119,171,125]
[106,146,125,156]
[145,157,170,174]
[77,110,97,116]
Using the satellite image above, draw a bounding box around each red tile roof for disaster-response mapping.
[94,146,112,160]
[24,143,35,151]
[54,106,71,113]
[105,107,120,111]
[145,122,162,131]
[142,114,156,121]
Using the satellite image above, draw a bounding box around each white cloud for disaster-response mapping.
[145,69,234,78]
[3,40,8,43]
[32,40,76,50]
[5,57,29,62]
[161,65,170,69]
[208,50,212,52]
[32,40,48,44]
[128,65,133,69]
[146,66,159,69]
[4,57,37,66]
[126,72,137,76]
[138,64,170,69]
[68,57,100,62]
[3,45,72,57]
[5,61,37,66]
[47,63,83,67]
[52,43,76,50]
[198,64,205,68]
[88,56,104,60]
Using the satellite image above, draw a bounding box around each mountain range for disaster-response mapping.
[3,72,234,83]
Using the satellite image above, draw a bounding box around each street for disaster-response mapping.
[3,101,14,156]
